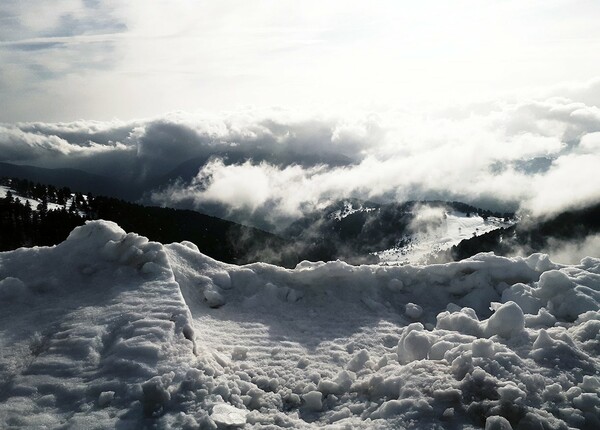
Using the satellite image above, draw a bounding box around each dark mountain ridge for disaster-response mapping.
[0,162,139,200]
[448,202,600,261]
[3,174,596,267]
[0,177,296,266]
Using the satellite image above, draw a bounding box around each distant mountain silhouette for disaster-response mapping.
[0,162,139,200]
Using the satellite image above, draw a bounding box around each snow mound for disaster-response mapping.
[1,220,599,429]
[0,221,196,428]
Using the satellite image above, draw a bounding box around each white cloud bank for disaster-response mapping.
[1,89,600,228]
[149,97,600,227]
[542,234,600,265]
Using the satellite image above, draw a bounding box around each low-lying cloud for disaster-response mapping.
[542,234,600,265]
[1,90,600,230]
[149,99,600,228]
[408,204,447,235]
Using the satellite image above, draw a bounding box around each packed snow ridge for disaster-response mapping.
[0,221,599,429]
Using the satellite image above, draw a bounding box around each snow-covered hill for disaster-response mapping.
[0,221,599,429]
[1,178,519,267]
[0,183,87,214]
[284,200,516,265]
[376,210,515,265]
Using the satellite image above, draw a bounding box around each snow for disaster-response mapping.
[211,403,247,427]
[0,220,599,429]
[0,184,87,214]
[329,200,377,221]
[0,185,43,210]
[405,302,423,319]
[376,211,515,265]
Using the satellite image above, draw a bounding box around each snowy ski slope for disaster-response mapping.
[0,221,598,429]
[376,211,514,265]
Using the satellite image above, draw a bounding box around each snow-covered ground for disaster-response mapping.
[0,185,50,210]
[0,184,85,213]
[376,211,515,265]
[329,201,377,221]
[0,220,599,429]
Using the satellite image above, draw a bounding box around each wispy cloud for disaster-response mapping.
[542,234,600,265]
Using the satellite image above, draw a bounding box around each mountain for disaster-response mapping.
[448,202,600,261]
[0,219,598,428]
[89,196,296,266]
[2,175,517,267]
[283,196,593,266]
[283,200,515,265]
[0,162,139,200]
[0,144,355,209]
[4,173,596,268]
[0,177,295,266]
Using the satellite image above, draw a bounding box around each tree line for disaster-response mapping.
[0,177,292,265]
[0,180,90,250]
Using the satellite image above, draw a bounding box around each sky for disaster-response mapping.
[1,1,600,229]
[2,0,600,121]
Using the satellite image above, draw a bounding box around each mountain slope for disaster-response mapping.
[284,200,514,264]
[90,196,295,266]
[0,162,138,200]
[0,177,294,266]
[449,202,600,261]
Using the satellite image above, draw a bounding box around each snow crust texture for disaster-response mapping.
[0,220,599,429]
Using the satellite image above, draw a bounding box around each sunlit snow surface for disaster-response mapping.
[376,211,515,265]
[0,185,46,210]
[0,184,86,213]
[0,221,599,429]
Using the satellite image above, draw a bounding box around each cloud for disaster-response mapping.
[408,204,447,234]
[542,234,600,265]
[151,159,329,224]
[148,98,600,227]
[544,77,600,111]
[0,123,128,162]
[4,2,600,122]
[523,153,600,217]
[0,110,365,183]
[1,93,600,229]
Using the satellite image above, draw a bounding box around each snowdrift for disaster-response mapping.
[0,220,598,429]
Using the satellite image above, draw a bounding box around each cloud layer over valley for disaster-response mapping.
[2,86,600,230]
[2,1,600,234]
